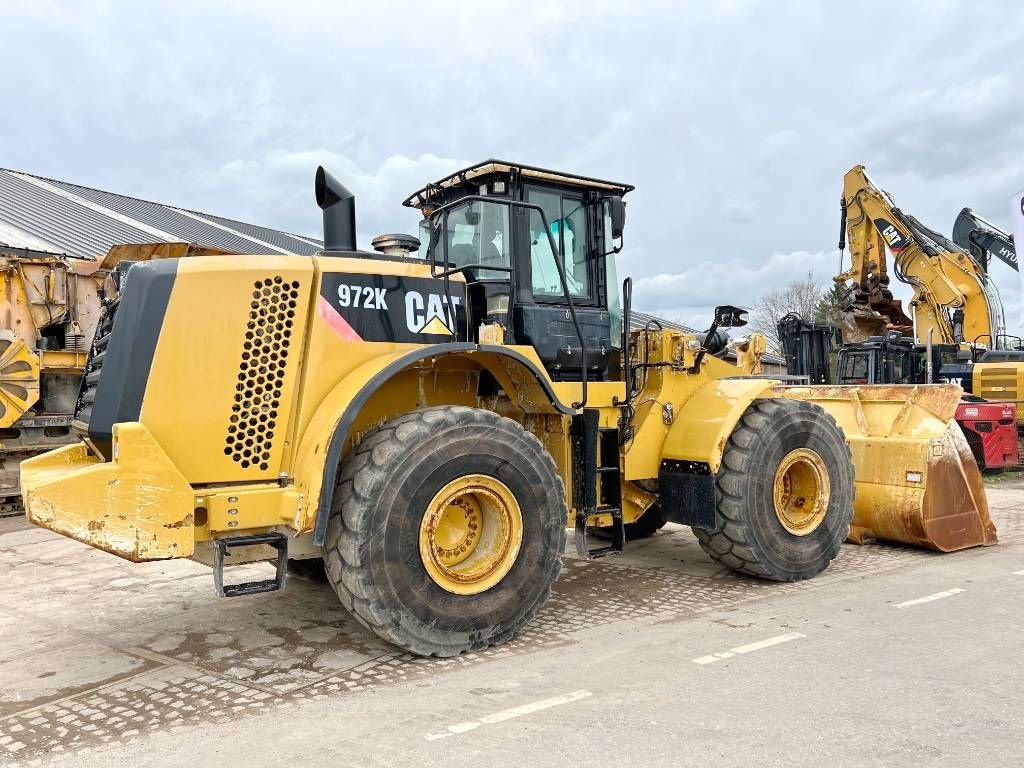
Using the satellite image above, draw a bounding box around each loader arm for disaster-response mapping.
[835,166,1004,347]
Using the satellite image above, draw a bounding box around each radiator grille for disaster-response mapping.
[224,277,300,470]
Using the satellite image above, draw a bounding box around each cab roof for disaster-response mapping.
[402,159,635,210]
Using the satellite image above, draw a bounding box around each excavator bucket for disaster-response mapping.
[778,384,997,552]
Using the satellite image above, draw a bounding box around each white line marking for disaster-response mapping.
[1014,570,1024,576]
[424,690,592,741]
[894,588,965,608]
[692,632,805,665]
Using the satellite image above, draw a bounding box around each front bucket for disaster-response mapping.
[778,384,997,552]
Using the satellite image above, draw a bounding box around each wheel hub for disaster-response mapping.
[419,474,523,595]
[773,448,830,536]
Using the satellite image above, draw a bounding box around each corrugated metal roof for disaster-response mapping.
[0,170,160,259]
[198,211,322,256]
[0,168,322,260]
[630,309,698,334]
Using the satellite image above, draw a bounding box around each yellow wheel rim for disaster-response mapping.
[419,474,523,595]
[773,448,830,536]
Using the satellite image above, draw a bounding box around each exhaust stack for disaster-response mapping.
[315,166,356,251]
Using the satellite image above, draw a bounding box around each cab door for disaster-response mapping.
[510,186,612,380]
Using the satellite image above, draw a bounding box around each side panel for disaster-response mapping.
[139,256,314,482]
[317,270,468,342]
[287,256,469,462]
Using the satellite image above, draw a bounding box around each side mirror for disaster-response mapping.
[606,196,626,239]
[714,305,748,328]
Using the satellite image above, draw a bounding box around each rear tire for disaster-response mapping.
[693,398,854,582]
[323,406,567,657]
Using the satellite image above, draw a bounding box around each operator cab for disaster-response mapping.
[403,160,633,380]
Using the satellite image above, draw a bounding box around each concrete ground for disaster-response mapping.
[0,483,1021,768]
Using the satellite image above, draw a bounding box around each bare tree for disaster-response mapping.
[751,271,828,352]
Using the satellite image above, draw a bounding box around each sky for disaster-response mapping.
[2,0,1022,335]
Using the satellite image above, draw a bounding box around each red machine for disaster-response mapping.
[956,396,1019,470]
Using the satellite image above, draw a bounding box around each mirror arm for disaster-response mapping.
[689,317,719,374]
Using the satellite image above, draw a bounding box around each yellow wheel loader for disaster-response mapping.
[21,161,995,657]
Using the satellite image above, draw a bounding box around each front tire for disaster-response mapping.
[693,398,854,582]
[323,406,567,657]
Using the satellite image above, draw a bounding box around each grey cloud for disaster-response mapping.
[1,0,1020,333]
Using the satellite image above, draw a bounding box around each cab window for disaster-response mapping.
[527,189,589,299]
[420,201,510,279]
[839,352,870,384]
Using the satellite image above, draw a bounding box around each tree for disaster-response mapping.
[750,271,830,353]
[813,282,848,327]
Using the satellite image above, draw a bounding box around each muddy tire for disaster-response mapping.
[323,406,567,657]
[693,398,854,582]
[624,503,667,541]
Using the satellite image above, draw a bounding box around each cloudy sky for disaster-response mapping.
[3,0,1022,333]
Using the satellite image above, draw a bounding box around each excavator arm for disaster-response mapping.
[952,207,1018,274]
[835,165,1004,347]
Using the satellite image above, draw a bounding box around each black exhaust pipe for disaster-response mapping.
[315,166,356,251]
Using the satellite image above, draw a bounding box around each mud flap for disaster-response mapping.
[658,459,716,529]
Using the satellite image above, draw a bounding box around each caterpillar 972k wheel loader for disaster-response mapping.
[21,161,995,657]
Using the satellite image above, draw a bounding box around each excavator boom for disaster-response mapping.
[952,207,1017,274]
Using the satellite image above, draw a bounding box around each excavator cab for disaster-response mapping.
[836,334,924,385]
[405,161,631,380]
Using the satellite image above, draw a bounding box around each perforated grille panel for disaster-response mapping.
[225,277,301,470]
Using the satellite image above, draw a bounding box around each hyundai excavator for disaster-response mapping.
[20,161,995,658]
[953,208,1018,275]
[835,165,1024,452]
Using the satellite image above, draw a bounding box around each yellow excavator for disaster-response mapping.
[835,165,1023,440]
[21,161,994,657]
[834,165,1006,348]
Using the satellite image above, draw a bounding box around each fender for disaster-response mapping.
[294,343,575,545]
[660,377,779,473]
[658,378,778,529]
